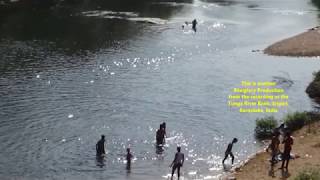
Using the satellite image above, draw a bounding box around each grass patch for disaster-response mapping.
[294,168,320,180]
[284,112,309,131]
[255,116,278,139]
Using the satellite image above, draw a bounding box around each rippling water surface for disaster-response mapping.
[1,0,320,179]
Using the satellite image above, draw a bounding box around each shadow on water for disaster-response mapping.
[0,0,192,72]
[200,0,239,6]
[96,156,105,168]
[0,0,193,49]
[311,0,320,20]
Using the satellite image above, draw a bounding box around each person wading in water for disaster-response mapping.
[222,138,238,165]
[170,147,185,180]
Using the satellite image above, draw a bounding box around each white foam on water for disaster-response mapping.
[68,114,74,118]
[272,9,307,16]
[82,10,138,18]
[81,10,167,24]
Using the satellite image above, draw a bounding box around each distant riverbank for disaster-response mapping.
[264,27,320,57]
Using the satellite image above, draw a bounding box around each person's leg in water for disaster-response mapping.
[171,164,177,180]
[222,153,229,164]
[230,152,235,164]
[177,164,181,180]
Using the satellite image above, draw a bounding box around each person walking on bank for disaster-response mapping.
[222,138,238,165]
[96,135,106,157]
[170,147,184,180]
[280,132,293,170]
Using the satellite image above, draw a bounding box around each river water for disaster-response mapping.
[1,0,320,179]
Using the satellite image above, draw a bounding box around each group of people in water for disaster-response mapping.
[267,123,294,175]
[96,122,295,179]
[95,122,239,180]
[182,19,198,32]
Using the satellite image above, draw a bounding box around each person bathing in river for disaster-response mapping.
[222,138,238,165]
[170,147,184,180]
[156,124,166,145]
[162,122,167,142]
[126,148,133,170]
[96,135,106,157]
[192,19,197,32]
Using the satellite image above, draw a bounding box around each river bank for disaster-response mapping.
[264,27,320,57]
[226,121,320,180]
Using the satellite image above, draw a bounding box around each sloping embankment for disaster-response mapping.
[264,27,320,57]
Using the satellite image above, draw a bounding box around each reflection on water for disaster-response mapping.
[1,0,320,179]
[96,156,105,168]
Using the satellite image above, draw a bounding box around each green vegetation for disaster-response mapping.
[284,111,309,131]
[255,116,277,139]
[254,111,319,139]
[294,168,320,180]
[312,71,320,81]
[306,71,320,99]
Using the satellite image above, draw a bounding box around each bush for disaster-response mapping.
[306,71,320,99]
[284,112,309,131]
[313,71,320,82]
[295,168,320,180]
[255,116,278,139]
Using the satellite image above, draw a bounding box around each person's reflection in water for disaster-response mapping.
[126,148,133,172]
[156,144,164,154]
[96,155,105,168]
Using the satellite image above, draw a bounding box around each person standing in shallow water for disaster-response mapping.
[192,19,197,32]
[96,135,106,156]
[126,148,133,170]
[222,138,238,165]
[170,147,184,180]
[156,124,165,145]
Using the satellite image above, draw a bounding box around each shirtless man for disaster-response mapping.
[96,135,106,156]
[222,138,238,165]
[281,132,293,170]
[267,132,280,165]
[170,147,184,180]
